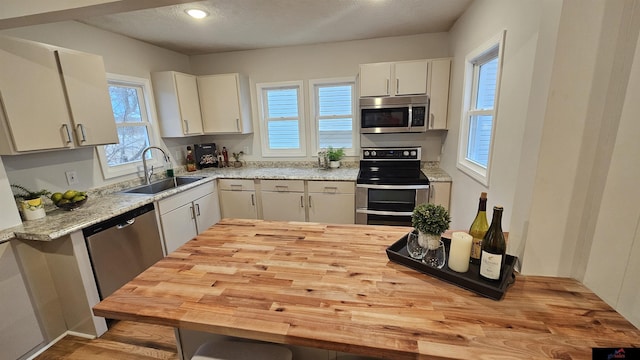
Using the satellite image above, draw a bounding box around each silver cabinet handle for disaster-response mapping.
[275,185,288,192]
[308,195,312,208]
[300,195,304,208]
[385,79,389,95]
[324,186,338,194]
[195,203,201,216]
[77,124,87,142]
[183,119,189,133]
[236,118,240,132]
[62,124,73,144]
[396,78,399,94]
[430,113,435,129]
[190,206,195,219]
[251,193,255,206]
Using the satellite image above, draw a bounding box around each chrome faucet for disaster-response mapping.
[141,146,170,184]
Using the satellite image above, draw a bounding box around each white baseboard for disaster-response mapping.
[25,330,96,360]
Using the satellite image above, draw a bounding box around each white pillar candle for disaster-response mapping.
[448,232,473,273]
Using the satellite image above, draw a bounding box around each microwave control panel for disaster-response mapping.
[411,106,426,126]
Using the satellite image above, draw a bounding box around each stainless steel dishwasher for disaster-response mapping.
[83,203,164,299]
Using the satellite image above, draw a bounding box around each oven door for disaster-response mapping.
[355,184,429,226]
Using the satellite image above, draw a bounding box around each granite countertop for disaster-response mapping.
[0,165,450,243]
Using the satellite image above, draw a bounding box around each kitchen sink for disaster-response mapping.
[122,176,206,195]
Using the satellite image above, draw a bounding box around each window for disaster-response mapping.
[256,81,306,157]
[309,78,356,156]
[97,74,162,179]
[457,31,505,185]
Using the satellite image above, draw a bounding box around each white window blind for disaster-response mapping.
[257,81,305,157]
[310,78,356,156]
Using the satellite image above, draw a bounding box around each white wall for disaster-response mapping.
[442,0,561,263]
[189,33,450,163]
[0,21,191,195]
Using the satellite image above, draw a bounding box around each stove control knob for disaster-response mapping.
[371,151,377,157]
[364,151,370,157]
[403,151,409,157]
[410,151,417,156]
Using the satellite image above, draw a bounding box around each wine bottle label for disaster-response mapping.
[470,237,482,260]
[480,250,502,280]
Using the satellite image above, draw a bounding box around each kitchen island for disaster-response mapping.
[93,219,640,359]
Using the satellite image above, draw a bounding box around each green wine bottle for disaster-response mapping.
[480,206,506,281]
[468,192,488,264]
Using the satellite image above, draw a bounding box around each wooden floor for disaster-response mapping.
[34,321,179,360]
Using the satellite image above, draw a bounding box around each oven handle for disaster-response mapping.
[355,209,414,216]
[356,184,429,190]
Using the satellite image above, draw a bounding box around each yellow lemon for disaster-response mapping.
[62,190,78,200]
[72,195,86,203]
[51,192,63,203]
[26,198,41,207]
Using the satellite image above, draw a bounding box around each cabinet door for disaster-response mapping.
[219,190,258,219]
[0,242,44,359]
[359,63,391,97]
[262,191,306,222]
[174,73,204,135]
[199,74,242,133]
[57,50,118,146]
[394,60,428,96]
[194,191,221,233]
[160,203,199,253]
[308,193,355,224]
[429,181,451,211]
[0,36,72,153]
[427,59,451,129]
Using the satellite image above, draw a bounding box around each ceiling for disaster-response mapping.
[75,0,473,55]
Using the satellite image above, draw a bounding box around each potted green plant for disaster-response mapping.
[411,203,451,250]
[326,146,345,168]
[232,151,244,168]
[11,184,51,220]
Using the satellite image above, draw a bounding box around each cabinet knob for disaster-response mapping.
[77,124,87,142]
[62,124,73,144]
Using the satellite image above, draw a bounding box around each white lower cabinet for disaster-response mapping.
[218,179,258,219]
[261,180,306,221]
[0,241,44,359]
[158,181,221,254]
[428,181,451,211]
[307,181,355,224]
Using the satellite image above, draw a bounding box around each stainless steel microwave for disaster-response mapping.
[359,95,429,134]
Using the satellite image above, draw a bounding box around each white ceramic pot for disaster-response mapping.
[418,231,442,250]
[20,198,46,221]
[329,160,340,168]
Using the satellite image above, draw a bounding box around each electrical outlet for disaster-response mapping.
[65,171,79,186]
[243,146,250,155]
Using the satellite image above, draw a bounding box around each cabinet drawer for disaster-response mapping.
[308,181,355,194]
[158,181,215,215]
[218,179,256,191]
[261,180,304,192]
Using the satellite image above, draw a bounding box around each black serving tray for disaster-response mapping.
[386,234,517,300]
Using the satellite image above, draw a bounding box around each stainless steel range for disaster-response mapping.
[355,146,430,226]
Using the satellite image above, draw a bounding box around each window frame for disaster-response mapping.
[96,73,163,179]
[308,77,357,157]
[457,30,506,186]
[256,81,306,157]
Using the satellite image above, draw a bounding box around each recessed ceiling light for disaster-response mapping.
[185,9,209,19]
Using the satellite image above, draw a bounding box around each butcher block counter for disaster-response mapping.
[93,219,640,360]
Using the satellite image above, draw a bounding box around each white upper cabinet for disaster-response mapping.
[197,73,253,134]
[427,59,451,130]
[57,50,119,146]
[359,60,428,97]
[0,35,117,155]
[151,71,204,137]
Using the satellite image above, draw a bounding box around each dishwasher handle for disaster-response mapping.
[116,219,135,229]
